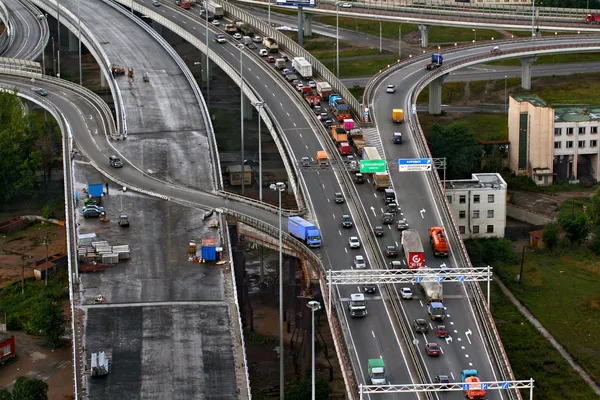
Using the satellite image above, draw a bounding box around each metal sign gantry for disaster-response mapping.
[358,379,534,399]
[296,158,447,173]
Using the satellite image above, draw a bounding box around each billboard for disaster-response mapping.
[276,0,316,7]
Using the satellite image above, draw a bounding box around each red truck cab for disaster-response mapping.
[181,1,191,9]
[339,142,351,156]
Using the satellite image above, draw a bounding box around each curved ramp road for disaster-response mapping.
[1,0,47,59]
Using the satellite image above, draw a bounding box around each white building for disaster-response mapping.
[444,173,507,239]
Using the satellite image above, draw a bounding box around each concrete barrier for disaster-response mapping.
[507,204,553,225]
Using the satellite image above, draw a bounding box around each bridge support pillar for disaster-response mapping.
[100,70,107,88]
[297,8,305,46]
[418,25,429,48]
[428,73,448,115]
[520,56,537,90]
[243,93,253,120]
[303,13,313,36]
[68,31,78,52]
[152,20,163,36]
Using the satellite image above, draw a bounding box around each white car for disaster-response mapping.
[259,49,268,57]
[386,84,396,93]
[233,33,242,40]
[308,80,317,88]
[341,2,352,7]
[349,236,361,249]
[400,287,413,299]
[296,83,304,91]
[211,20,220,26]
[354,255,366,269]
[253,36,262,43]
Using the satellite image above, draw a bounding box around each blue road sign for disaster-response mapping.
[462,384,470,391]
[438,276,445,283]
[458,275,465,282]
[415,276,422,283]
[398,158,433,172]
[482,383,489,390]
[411,103,417,115]
[502,382,509,389]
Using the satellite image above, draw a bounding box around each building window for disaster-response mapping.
[459,195,466,204]
[473,225,480,234]
[554,141,562,149]
[473,210,480,219]
[447,195,452,204]
[567,127,574,136]
[487,210,494,218]
[488,194,494,203]
[579,127,586,135]
[554,128,562,136]
[473,194,480,203]
[592,140,598,148]
[487,225,494,233]
[592,126,598,134]
[459,226,466,234]
[579,140,586,148]
[459,211,466,219]
[566,141,574,148]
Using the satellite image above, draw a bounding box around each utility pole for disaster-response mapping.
[518,246,526,284]
[20,249,27,295]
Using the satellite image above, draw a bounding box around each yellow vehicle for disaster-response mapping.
[317,150,329,166]
[392,109,404,123]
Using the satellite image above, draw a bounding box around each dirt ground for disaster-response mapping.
[0,331,74,400]
[0,222,67,288]
[510,190,594,219]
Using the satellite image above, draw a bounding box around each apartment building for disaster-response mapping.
[508,95,600,185]
[444,173,507,239]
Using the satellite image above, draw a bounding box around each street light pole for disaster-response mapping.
[252,101,266,201]
[398,23,402,57]
[504,75,508,112]
[78,0,82,85]
[270,182,286,399]
[380,20,382,53]
[472,28,476,42]
[531,0,535,38]
[336,2,339,77]
[268,0,271,26]
[307,301,321,400]
[57,0,61,78]
[237,44,245,195]
[206,0,210,104]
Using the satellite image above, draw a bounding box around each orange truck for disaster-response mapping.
[429,227,449,257]
[317,150,329,166]
[462,370,486,400]
[331,125,348,144]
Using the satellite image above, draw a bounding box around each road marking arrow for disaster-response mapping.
[465,329,473,344]
[420,209,426,219]
[370,206,376,216]
[445,336,453,344]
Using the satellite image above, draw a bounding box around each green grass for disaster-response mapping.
[495,247,600,386]
[428,26,501,43]
[514,72,600,105]
[490,280,598,400]
[313,48,383,60]
[417,82,466,104]
[487,52,600,67]
[419,111,508,142]
[348,86,365,102]
[319,56,400,78]
[313,16,419,39]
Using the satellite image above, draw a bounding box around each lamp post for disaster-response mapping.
[205,0,210,103]
[336,2,339,77]
[531,0,535,38]
[472,28,476,41]
[57,0,61,78]
[307,301,321,400]
[268,0,271,26]
[270,182,286,399]
[504,75,508,112]
[78,0,82,85]
[252,101,266,201]
[237,44,246,195]
[398,23,402,57]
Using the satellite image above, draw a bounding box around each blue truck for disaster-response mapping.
[426,53,443,70]
[428,301,446,320]
[288,217,322,247]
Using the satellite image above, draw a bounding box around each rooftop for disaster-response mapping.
[443,173,507,190]
[513,94,547,108]
[554,106,600,123]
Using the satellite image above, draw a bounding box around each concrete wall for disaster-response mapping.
[507,204,553,226]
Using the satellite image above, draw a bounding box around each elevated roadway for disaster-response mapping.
[0,0,48,59]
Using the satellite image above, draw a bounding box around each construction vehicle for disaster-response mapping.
[585,13,600,23]
[330,95,350,121]
[428,301,446,320]
[118,215,130,227]
[392,108,404,123]
[373,172,391,191]
[288,216,322,247]
[317,150,329,166]
[368,359,386,385]
[429,226,449,257]
[292,57,312,78]
[401,229,424,268]
[348,293,367,317]
[331,125,348,144]
[462,370,486,400]
[316,81,332,100]
[420,281,443,303]
[263,37,279,53]
[111,64,125,75]
[339,142,351,156]
[426,53,444,70]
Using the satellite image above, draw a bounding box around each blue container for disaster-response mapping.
[201,246,217,261]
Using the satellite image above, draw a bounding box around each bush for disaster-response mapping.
[11,376,48,400]
[41,204,55,219]
[465,238,518,266]
[542,221,560,250]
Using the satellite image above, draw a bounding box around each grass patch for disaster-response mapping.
[417,82,466,104]
[428,26,501,43]
[515,72,600,105]
[419,112,508,142]
[495,247,600,386]
[313,16,419,39]
[491,280,598,400]
[487,52,600,67]
[313,48,383,60]
[325,56,401,78]
[348,86,365,102]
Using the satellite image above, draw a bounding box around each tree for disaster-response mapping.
[0,388,12,400]
[285,377,331,400]
[428,121,483,180]
[11,377,48,400]
[590,187,600,225]
[558,212,591,246]
[28,301,65,349]
[590,227,600,256]
[542,221,560,250]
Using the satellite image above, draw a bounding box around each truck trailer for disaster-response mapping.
[291,57,312,78]
[348,293,367,317]
[429,226,449,257]
[368,359,386,385]
[420,281,443,302]
[331,125,348,144]
[203,1,224,18]
[263,37,279,53]
[401,229,424,268]
[316,81,332,100]
[287,217,322,247]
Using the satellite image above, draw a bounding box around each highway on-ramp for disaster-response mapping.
[0,0,46,59]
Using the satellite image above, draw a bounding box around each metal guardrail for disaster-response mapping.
[0,0,14,55]
[19,0,50,60]
[212,0,362,117]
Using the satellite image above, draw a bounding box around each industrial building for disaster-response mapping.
[508,95,600,185]
[444,173,507,239]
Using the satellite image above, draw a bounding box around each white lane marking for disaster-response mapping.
[344,248,348,253]
[338,230,342,236]
[371,331,376,338]
[293,123,297,127]
[395,241,399,247]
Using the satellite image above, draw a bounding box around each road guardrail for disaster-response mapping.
[19,0,50,60]
[0,0,14,55]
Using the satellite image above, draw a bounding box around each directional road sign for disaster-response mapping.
[482,383,489,390]
[399,158,433,172]
[360,159,387,173]
[501,382,509,389]
[458,275,465,282]
[437,276,444,283]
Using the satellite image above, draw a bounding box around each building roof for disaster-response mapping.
[513,94,547,108]
[554,106,600,123]
[443,173,507,190]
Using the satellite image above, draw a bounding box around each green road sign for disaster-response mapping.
[360,160,386,173]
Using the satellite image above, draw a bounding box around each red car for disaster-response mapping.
[435,325,449,338]
[425,343,441,357]
[266,56,275,63]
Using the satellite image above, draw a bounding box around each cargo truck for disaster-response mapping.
[317,150,329,165]
[181,0,191,9]
[373,172,390,191]
[462,370,486,400]
[392,108,404,123]
[428,301,445,320]
[401,229,424,268]
[426,53,444,70]
[291,57,312,78]
[331,125,348,144]
[429,226,449,257]
[586,13,600,23]
[330,96,350,121]
[316,81,332,100]
[420,281,443,303]
[225,24,238,34]
[203,1,223,18]
[287,216,322,247]
[275,58,286,69]
[263,37,279,53]
[368,359,386,385]
[348,293,367,317]
[349,128,365,155]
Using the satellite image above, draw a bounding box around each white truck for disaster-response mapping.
[316,81,332,100]
[203,1,224,18]
[420,281,443,302]
[348,293,367,317]
[292,57,312,79]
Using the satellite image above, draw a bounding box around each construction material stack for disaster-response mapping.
[429,226,449,257]
[349,127,365,155]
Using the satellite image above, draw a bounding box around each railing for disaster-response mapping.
[0,0,14,55]
[212,0,362,117]
[19,0,50,60]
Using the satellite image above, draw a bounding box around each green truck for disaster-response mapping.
[368,359,386,385]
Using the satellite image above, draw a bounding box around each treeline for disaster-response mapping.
[0,90,61,204]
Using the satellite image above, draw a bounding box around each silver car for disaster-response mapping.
[349,236,360,249]
[386,85,396,93]
[354,255,366,269]
[401,288,413,299]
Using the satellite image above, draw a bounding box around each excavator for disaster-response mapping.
[429,226,449,257]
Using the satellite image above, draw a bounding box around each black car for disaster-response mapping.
[434,375,450,387]
[31,87,48,96]
[334,192,345,204]
[382,213,394,224]
[341,215,353,228]
[363,284,377,294]
[385,245,398,258]
[373,226,384,237]
[354,173,364,184]
[413,319,429,333]
[109,155,123,168]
